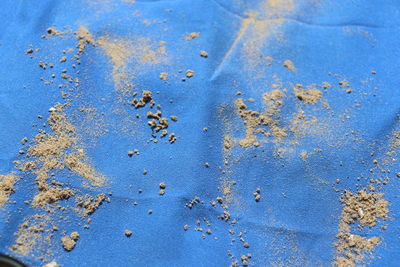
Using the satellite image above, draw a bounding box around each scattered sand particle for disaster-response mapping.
[186,70,194,78]
[47,27,62,36]
[43,261,59,267]
[124,230,132,237]
[186,196,201,209]
[283,60,295,71]
[159,72,168,80]
[70,232,79,241]
[169,133,177,143]
[322,82,331,89]
[253,188,261,202]
[223,136,232,151]
[185,32,200,40]
[200,50,208,57]
[338,80,350,87]
[300,151,308,160]
[21,137,28,144]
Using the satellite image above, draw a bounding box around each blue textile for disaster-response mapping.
[0,0,400,266]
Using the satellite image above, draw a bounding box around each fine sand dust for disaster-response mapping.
[21,103,105,207]
[10,215,56,258]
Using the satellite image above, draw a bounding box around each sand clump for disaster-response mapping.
[186,69,194,78]
[33,187,74,207]
[293,84,322,104]
[76,193,107,216]
[334,188,389,266]
[184,32,200,40]
[131,90,153,109]
[159,72,168,80]
[75,27,95,54]
[61,232,79,251]
[283,60,295,71]
[0,174,18,207]
[129,90,178,141]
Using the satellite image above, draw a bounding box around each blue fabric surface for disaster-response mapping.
[0,0,400,266]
